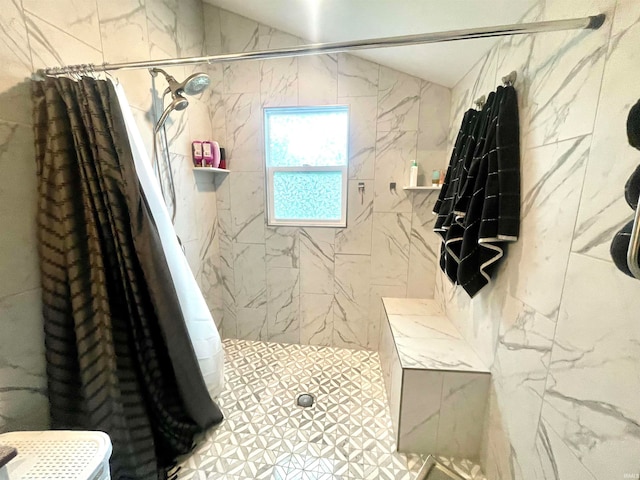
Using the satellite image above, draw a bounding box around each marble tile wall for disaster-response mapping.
[436,0,640,478]
[204,5,450,351]
[0,0,223,433]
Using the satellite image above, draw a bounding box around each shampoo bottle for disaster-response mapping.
[409,160,418,187]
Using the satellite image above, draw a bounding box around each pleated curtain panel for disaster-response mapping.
[31,77,223,480]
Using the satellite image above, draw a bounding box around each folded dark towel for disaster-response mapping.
[611,220,636,277]
[625,164,640,210]
[0,444,17,469]
[628,99,640,150]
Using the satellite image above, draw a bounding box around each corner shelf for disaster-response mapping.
[193,167,230,174]
[403,185,442,191]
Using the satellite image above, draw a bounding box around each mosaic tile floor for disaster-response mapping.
[177,339,484,480]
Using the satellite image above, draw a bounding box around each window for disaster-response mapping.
[264,106,349,227]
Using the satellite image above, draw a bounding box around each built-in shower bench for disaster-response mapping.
[378,298,490,460]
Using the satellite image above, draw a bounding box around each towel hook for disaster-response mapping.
[474,95,486,109]
[502,70,517,86]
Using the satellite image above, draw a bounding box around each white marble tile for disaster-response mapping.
[484,294,555,479]
[203,65,227,144]
[266,268,300,344]
[99,0,149,64]
[373,130,417,213]
[229,172,265,244]
[299,54,338,105]
[339,96,377,180]
[175,0,204,57]
[333,254,370,350]
[299,228,335,295]
[219,10,259,54]
[260,57,298,107]
[26,11,103,72]
[23,0,101,50]
[145,0,178,59]
[130,106,155,163]
[394,335,488,372]
[408,191,440,298]
[202,4,222,55]
[371,212,411,287]
[195,179,219,254]
[379,318,403,441]
[223,93,264,171]
[337,54,379,97]
[535,418,598,480]
[572,0,640,261]
[494,3,543,116]
[417,81,451,153]
[257,25,300,51]
[382,297,442,316]
[217,211,237,338]
[198,251,224,330]
[447,47,498,146]
[377,67,420,132]
[509,136,590,318]
[524,0,615,149]
[0,122,39,300]
[367,286,406,351]
[335,180,373,255]
[397,369,443,453]
[0,3,32,125]
[437,372,490,459]
[300,294,334,347]
[265,226,299,269]
[0,289,48,432]
[387,314,462,341]
[223,62,261,95]
[186,97,213,143]
[236,306,267,341]
[213,172,231,211]
[169,153,198,244]
[233,243,266,309]
[542,253,640,480]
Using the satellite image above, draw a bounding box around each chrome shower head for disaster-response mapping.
[154,94,189,134]
[182,72,210,96]
[151,68,210,98]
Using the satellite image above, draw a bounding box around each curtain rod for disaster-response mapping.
[38,14,605,77]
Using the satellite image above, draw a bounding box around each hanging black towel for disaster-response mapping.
[627,99,640,150]
[611,220,634,277]
[434,108,478,282]
[444,92,498,283]
[457,85,520,297]
[625,164,640,210]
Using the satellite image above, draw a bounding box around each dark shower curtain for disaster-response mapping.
[31,77,223,480]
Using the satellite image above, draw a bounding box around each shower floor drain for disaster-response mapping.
[296,393,315,408]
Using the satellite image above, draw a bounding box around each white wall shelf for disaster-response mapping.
[193,167,230,174]
[403,185,442,191]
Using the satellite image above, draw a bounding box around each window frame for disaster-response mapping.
[264,105,350,228]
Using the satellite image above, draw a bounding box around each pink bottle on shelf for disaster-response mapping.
[192,141,203,167]
[202,141,214,167]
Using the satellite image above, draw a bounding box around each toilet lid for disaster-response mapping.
[0,431,112,480]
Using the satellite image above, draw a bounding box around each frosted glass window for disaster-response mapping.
[273,171,343,220]
[265,106,349,227]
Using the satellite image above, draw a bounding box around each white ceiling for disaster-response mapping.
[204,0,536,87]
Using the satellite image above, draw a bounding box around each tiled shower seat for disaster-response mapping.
[378,298,490,461]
